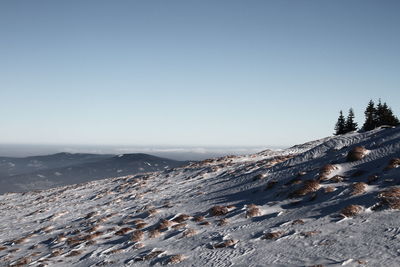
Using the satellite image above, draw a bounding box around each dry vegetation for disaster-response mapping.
[291,180,320,197]
[301,230,321,237]
[245,204,262,218]
[167,254,186,264]
[131,230,144,242]
[324,186,336,193]
[156,219,174,230]
[377,187,400,209]
[193,215,205,222]
[319,164,337,180]
[341,204,363,217]
[291,219,305,225]
[262,231,285,240]
[148,229,161,239]
[172,214,190,223]
[182,229,197,238]
[213,239,238,248]
[217,218,229,226]
[209,206,229,216]
[385,158,400,170]
[347,146,368,162]
[115,227,133,236]
[350,182,367,195]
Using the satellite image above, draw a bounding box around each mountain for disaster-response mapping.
[0,152,113,176]
[0,153,187,194]
[0,127,400,266]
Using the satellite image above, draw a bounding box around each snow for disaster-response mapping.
[0,127,400,266]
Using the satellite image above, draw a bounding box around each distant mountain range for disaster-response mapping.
[0,152,187,194]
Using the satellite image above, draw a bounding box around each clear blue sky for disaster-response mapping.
[1,1,399,147]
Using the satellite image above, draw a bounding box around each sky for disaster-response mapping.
[1,0,399,149]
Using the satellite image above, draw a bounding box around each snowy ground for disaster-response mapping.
[1,127,400,266]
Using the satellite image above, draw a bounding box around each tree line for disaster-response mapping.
[334,99,399,135]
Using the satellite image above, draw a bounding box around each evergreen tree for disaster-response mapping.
[375,99,384,126]
[362,100,377,131]
[344,108,358,133]
[334,110,346,135]
[375,99,400,127]
[380,102,400,126]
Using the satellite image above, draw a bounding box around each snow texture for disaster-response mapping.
[1,127,400,266]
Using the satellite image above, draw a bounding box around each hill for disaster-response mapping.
[0,153,186,194]
[0,127,400,266]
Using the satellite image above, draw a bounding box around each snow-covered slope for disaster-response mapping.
[1,127,400,266]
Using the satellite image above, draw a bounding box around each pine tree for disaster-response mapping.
[362,100,377,131]
[375,99,384,126]
[334,110,346,135]
[344,108,358,133]
[375,99,400,127]
[380,102,400,126]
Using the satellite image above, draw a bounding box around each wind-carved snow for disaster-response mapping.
[0,127,400,266]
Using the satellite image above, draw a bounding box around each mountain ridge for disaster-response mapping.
[1,127,400,266]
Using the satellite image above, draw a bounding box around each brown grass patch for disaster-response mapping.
[66,237,82,247]
[324,186,336,193]
[262,231,285,240]
[11,257,31,266]
[193,215,205,222]
[347,146,367,162]
[246,205,261,218]
[115,227,133,236]
[14,237,29,244]
[377,187,400,209]
[341,204,363,217]
[320,164,336,176]
[301,230,321,237]
[131,230,144,242]
[218,218,229,226]
[291,180,320,197]
[182,229,197,238]
[105,249,123,255]
[331,175,344,183]
[148,229,161,239]
[167,254,186,264]
[156,219,174,230]
[132,242,145,249]
[135,222,147,229]
[49,249,62,258]
[385,158,400,170]
[66,250,82,257]
[351,182,367,195]
[172,214,190,223]
[199,221,211,226]
[146,209,158,217]
[172,223,187,230]
[292,219,305,225]
[213,239,238,248]
[209,206,229,216]
[145,250,165,261]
